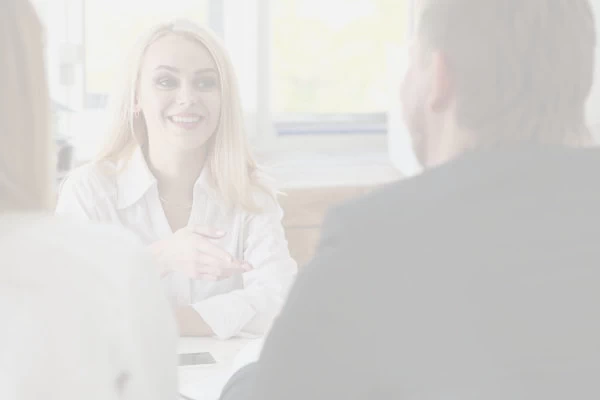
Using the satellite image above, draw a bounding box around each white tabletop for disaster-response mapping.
[178,337,259,400]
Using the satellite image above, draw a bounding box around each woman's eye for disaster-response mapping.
[155,76,178,89]
[195,77,218,90]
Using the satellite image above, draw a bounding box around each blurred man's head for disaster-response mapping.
[401,0,596,168]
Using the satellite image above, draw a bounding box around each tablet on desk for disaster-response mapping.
[179,352,217,366]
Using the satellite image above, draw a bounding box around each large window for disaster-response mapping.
[271,0,409,135]
[31,0,413,160]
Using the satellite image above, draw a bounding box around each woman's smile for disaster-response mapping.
[167,113,205,131]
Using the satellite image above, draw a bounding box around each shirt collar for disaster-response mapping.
[116,146,215,210]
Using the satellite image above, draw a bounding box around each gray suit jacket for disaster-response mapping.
[248,144,600,400]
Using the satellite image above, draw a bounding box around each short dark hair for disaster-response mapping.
[418,0,596,146]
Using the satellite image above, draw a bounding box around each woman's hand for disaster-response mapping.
[149,226,252,280]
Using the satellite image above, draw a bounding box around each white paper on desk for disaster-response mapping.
[179,339,265,400]
[179,375,229,400]
[179,371,230,400]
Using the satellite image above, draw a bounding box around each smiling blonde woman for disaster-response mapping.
[55,20,297,339]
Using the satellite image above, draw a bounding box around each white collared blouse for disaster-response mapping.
[55,148,297,339]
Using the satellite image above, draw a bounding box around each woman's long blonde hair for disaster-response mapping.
[0,0,52,212]
[97,19,272,212]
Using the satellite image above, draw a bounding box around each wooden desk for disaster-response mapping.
[280,184,398,267]
[262,150,401,268]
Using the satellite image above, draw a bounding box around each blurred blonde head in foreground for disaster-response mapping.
[0,1,178,399]
[0,0,52,212]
